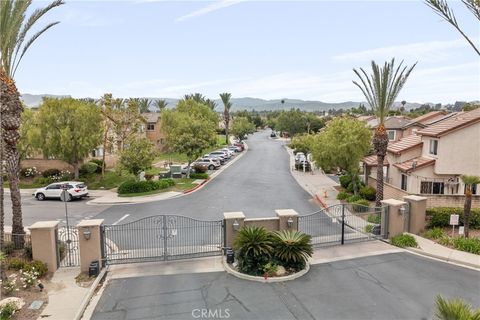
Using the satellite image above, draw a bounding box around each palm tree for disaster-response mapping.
[0,0,65,246]
[353,59,416,206]
[154,99,168,112]
[461,175,480,238]
[220,93,232,144]
[138,98,151,113]
[424,0,480,56]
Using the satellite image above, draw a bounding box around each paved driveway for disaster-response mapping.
[94,131,319,225]
[92,252,480,320]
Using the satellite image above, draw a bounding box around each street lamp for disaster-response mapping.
[287,217,294,228]
[232,220,240,231]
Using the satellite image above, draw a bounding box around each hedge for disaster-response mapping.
[117,179,176,195]
[426,207,480,229]
[190,173,209,180]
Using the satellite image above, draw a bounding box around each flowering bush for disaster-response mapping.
[19,268,39,288]
[51,170,73,182]
[2,274,19,295]
[21,167,41,178]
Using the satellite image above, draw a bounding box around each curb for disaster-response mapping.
[74,268,108,320]
[314,193,329,209]
[403,247,480,270]
[183,178,209,194]
[222,258,310,283]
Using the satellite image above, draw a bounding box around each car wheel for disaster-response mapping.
[36,193,45,201]
[208,165,214,170]
[67,194,73,202]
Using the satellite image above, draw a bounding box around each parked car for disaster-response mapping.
[193,158,221,170]
[295,160,311,171]
[34,182,88,201]
[220,148,235,157]
[210,151,231,160]
[234,142,245,151]
[228,145,242,152]
[203,154,226,164]
[295,152,306,162]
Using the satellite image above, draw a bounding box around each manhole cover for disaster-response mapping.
[28,300,44,310]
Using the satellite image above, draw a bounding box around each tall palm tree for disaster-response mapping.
[0,0,64,246]
[154,99,168,112]
[461,175,480,238]
[353,59,416,206]
[220,93,232,144]
[138,98,151,113]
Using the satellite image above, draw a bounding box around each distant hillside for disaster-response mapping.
[21,94,70,107]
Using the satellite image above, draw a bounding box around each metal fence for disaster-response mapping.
[103,215,224,265]
[2,233,32,264]
[299,203,387,247]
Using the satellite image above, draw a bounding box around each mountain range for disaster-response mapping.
[20,93,431,112]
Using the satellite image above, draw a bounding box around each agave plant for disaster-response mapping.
[433,295,480,320]
[272,230,313,271]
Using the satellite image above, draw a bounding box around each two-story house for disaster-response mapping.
[141,112,167,152]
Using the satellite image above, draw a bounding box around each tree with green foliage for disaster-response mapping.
[108,98,144,152]
[119,136,157,175]
[154,99,168,112]
[182,93,217,110]
[276,109,306,137]
[220,92,232,144]
[425,0,480,56]
[161,100,218,177]
[0,0,65,247]
[35,98,103,179]
[18,108,41,160]
[138,98,152,113]
[289,134,316,155]
[230,117,255,141]
[311,118,371,195]
[353,59,416,206]
[461,175,480,238]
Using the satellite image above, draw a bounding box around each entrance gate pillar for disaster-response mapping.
[223,212,245,249]
[77,219,104,273]
[29,221,59,273]
[381,199,408,239]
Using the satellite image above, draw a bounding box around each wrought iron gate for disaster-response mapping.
[299,203,388,247]
[102,215,224,265]
[57,226,80,267]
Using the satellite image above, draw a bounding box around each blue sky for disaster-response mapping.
[16,0,480,103]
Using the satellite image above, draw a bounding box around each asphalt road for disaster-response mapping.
[95,130,319,225]
[92,252,480,320]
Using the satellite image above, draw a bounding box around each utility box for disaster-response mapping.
[89,260,100,277]
[170,165,182,178]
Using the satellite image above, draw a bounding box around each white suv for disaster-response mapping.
[193,158,221,170]
[34,182,89,201]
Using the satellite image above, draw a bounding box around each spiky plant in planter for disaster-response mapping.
[272,230,313,272]
[234,225,273,276]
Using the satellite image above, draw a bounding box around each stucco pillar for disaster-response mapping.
[223,212,245,249]
[275,209,299,231]
[77,219,104,273]
[29,221,59,273]
[381,199,407,239]
[403,195,428,235]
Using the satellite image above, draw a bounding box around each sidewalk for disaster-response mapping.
[40,267,90,320]
[406,233,480,269]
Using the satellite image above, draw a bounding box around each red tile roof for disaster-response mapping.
[417,108,480,137]
[393,156,435,172]
[363,154,389,167]
[387,135,422,155]
[411,111,448,125]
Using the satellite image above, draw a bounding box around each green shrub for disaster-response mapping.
[3,241,14,255]
[365,224,374,233]
[117,180,158,194]
[272,230,313,272]
[155,179,171,189]
[234,225,274,276]
[8,258,25,271]
[42,168,61,178]
[438,236,453,247]
[424,227,445,240]
[427,207,480,229]
[164,178,175,187]
[452,237,480,255]
[336,191,349,200]
[391,234,417,248]
[24,242,33,259]
[89,159,104,173]
[34,176,53,185]
[339,175,351,189]
[0,302,17,320]
[434,295,480,320]
[193,164,208,174]
[23,260,48,278]
[367,214,381,224]
[352,199,370,212]
[346,194,362,203]
[359,186,376,201]
[80,162,98,175]
[190,173,209,180]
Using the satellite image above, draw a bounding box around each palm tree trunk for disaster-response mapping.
[0,71,24,247]
[464,186,472,238]
[0,126,5,282]
[102,122,108,178]
[373,125,389,207]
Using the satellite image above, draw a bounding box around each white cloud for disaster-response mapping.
[333,39,469,63]
[175,0,245,22]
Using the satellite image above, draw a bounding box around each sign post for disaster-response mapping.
[449,214,459,237]
[61,183,72,266]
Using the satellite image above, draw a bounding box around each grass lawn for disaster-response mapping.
[118,178,200,197]
[155,135,228,164]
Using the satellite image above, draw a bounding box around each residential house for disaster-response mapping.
[365,116,425,142]
[363,108,480,208]
[141,112,167,152]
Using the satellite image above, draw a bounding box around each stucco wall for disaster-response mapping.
[368,176,410,200]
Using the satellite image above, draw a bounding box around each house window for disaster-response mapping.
[465,184,478,195]
[387,130,396,141]
[429,139,438,155]
[401,174,407,191]
[420,181,444,194]
[147,123,155,131]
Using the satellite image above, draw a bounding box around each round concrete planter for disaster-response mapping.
[222,258,310,283]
